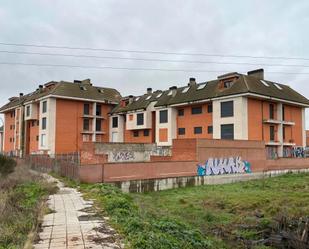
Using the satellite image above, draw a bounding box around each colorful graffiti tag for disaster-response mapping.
[197,157,251,176]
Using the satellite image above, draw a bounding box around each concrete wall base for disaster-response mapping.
[114,168,309,193]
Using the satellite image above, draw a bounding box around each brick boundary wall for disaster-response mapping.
[21,138,309,184]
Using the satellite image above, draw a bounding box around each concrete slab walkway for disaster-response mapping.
[33,176,122,249]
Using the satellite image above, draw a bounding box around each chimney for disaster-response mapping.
[147,88,152,94]
[74,80,82,84]
[19,93,23,97]
[128,95,134,104]
[247,68,264,80]
[169,86,177,97]
[38,85,43,92]
[189,77,196,86]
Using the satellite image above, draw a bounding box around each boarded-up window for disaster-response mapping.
[159,128,168,142]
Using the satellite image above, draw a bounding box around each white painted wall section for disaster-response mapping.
[213,96,248,140]
[38,98,56,154]
[155,107,177,146]
[109,114,125,142]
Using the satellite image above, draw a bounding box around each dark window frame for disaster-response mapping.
[42,101,47,113]
[84,103,90,115]
[26,106,31,117]
[207,126,213,134]
[178,128,186,135]
[96,104,102,116]
[136,113,144,126]
[112,116,118,128]
[194,127,202,134]
[221,101,234,117]
[178,109,184,116]
[207,104,213,113]
[133,130,139,137]
[269,104,274,119]
[191,106,202,115]
[282,105,285,121]
[270,125,275,141]
[221,124,234,140]
[144,129,150,136]
[42,117,47,130]
[83,119,90,131]
[95,119,102,131]
[159,110,168,123]
[283,126,286,140]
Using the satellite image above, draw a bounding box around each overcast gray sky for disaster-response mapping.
[0,0,309,128]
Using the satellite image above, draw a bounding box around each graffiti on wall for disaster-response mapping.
[112,151,135,162]
[292,147,305,158]
[197,157,251,176]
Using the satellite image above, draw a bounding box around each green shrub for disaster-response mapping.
[0,155,16,177]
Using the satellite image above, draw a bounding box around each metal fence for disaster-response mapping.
[25,152,80,180]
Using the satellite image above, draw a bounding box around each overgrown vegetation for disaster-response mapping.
[0,164,57,249]
[59,173,309,248]
[0,154,16,177]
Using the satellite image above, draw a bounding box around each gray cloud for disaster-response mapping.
[0,0,309,128]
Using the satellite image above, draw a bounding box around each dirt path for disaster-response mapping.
[33,176,122,249]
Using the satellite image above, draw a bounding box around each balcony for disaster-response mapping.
[95,131,106,135]
[81,130,93,134]
[82,114,106,119]
[282,120,295,126]
[263,119,295,126]
[265,141,281,146]
[263,119,281,124]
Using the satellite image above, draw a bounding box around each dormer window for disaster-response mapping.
[135,97,140,101]
[223,80,233,88]
[98,88,104,93]
[274,83,282,90]
[156,93,162,98]
[261,80,270,87]
[167,91,172,96]
[80,86,87,90]
[197,83,207,90]
[182,87,190,93]
[146,96,151,100]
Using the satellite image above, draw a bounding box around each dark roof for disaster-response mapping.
[0,81,121,112]
[111,90,163,114]
[155,74,309,107]
[111,73,309,114]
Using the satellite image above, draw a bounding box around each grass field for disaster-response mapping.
[61,173,309,249]
[0,165,57,249]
